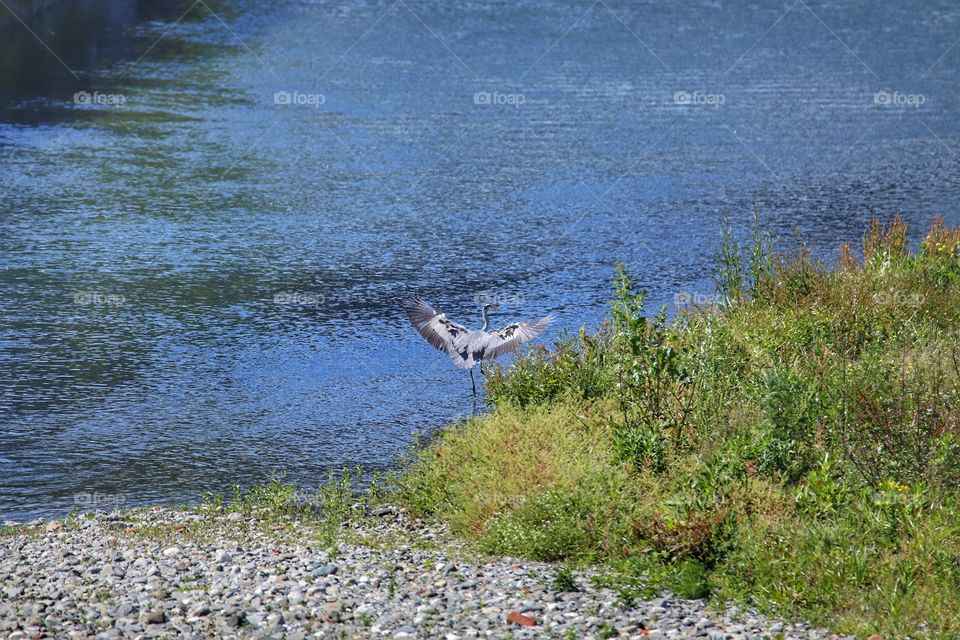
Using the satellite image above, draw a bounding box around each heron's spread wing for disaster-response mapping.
[406,297,469,352]
[487,315,554,359]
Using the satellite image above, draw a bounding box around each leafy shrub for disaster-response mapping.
[609,263,697,469]
[794,454,850,519]
[486,328,612,407]
[715,212,776,303]
[754,368,821,482]
[839,343,960,487]
[481,487,607,561]
[612,416,668,474]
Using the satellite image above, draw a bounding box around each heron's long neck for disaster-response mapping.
[481,307,490,331]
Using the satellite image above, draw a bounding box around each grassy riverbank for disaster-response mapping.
[396,216,960,639]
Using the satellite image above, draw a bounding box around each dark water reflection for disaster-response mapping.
[1,0,959,519]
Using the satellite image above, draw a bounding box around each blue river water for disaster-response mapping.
[1,0,959,520]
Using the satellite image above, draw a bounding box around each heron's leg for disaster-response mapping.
[470,368,477,397]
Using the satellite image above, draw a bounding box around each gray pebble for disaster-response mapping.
[141,610,166,624]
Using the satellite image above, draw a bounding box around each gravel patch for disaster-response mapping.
[0,508,851,639]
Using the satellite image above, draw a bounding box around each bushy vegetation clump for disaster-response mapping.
[398,215,960,638]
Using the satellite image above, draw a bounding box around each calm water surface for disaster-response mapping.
[2,0,959,520]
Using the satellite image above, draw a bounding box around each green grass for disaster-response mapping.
[84,470,384,548]
[552,565,580,592]
[396,215,960,639]
[0,522,32,537]
[195,470,389,549]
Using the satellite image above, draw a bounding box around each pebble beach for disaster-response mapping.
[0,507,849,640]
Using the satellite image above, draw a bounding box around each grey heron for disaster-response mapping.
[406,296,554,396]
